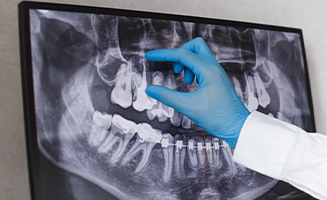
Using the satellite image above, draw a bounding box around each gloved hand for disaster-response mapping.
[145,37,250,149]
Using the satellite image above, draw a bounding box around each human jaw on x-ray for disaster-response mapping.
[30,8,312,200]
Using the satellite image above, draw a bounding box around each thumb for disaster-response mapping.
[145,85,192,112]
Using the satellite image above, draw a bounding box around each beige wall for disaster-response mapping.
[1,0,326,199]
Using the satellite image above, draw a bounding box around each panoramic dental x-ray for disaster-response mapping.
[29,8,313,200]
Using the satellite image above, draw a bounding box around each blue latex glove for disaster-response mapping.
[145,37,250,149]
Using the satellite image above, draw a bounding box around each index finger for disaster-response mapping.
[180,37,219,66]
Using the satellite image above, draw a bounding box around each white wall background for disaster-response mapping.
[0,0,326,199]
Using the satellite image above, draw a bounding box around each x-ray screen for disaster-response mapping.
[19,2,316,200]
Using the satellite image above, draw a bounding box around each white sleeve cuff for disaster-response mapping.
[232,111,327,199]
[232,111,300,179]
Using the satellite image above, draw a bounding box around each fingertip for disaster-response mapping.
[145,85,157,98]
[173,62,184,74]
[144,51,154,60]
[184,68,195,85]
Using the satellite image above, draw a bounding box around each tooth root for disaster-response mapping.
[196,136,206,166]
[97,127,116,153]
[174,134,186,179]
[187,138,198,169]
[170,110,182,127]
[182,115,192,129]
[134,142,156,174]
[97,114,137,163]
[253,72,271,108]
[232,76,245,101]
[121,138,142,166]
[212,137,222,169]
[98,129,120,153]
[88,111,112,147]
[132,62,154,112]
[205,137,213,166]
[121,137,156,174]
[221,139,237,175]
[111,60,133,108]
[109,137,124,164]
[122,123,162,174]
[162,133,174,183]
[110,132,135,164]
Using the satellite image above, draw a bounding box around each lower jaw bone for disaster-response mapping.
[162,133,174,182]
[187,138,198,169]
[174,134,186,179]
[221,140,237,175]
[121,123,162,174]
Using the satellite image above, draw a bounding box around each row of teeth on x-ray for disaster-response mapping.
[110,57,271,127]
[88,110,243,182]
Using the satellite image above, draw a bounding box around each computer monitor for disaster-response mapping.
[19,2,316,199]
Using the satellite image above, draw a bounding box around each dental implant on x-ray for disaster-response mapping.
[30,9,312,200]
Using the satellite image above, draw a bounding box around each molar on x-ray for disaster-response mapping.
[30,8,313,200]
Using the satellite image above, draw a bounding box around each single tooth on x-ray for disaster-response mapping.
[196,136,206,166]
[132,62,153,112]
[97,114,137,164]
[170,110,182,127]
[161,133,174,182]
[88,111,112,147]
[165,71,177,117]
[146,71,171,122]
[122,123,162,174]
[111,59,133,108]
[174,134,186,179]
[221,140,237,175]
[204,137,214,167]
[245,74,259,112]
[187,138,198,169]
[232,76,245,102]
[181,115,192,129]
[212,137,222,169]
[253,72,271,108]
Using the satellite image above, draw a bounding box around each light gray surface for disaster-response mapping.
[0,0,326,199]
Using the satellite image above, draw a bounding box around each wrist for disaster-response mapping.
[224,110,250,149]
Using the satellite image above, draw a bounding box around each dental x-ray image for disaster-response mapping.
[20,2,315,200]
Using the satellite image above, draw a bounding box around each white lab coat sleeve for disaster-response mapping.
[232,111,327,200]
